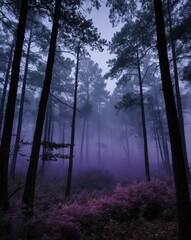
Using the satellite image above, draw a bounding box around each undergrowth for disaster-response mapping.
[0,172,177,240]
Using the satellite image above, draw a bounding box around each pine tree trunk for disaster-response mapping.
[80,116,86,164]
[167,0,191,183]
[0,0,28,211]
[10,29,32,179]
[65,44,80,197]
[153,1,191,239]
[137,50,150,181]
[0,40,15,137]
[97,104,101,162]
[86,116,89,161]
[154,83,171,175]
[40,108,49,178]
[123,122,130,162]
[22,0,61,213]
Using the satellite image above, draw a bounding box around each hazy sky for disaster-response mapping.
[87,5,123,92]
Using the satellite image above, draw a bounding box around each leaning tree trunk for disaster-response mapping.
[0,0,28,211]
[39,107,49,178]
[153,1,191,239]
[137,50,151,181]
[65,44,80,198]
[22,0,61,213]
[10,29,32,179]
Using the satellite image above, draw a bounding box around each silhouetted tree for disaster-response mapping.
[9,29,32,179]
[65,43,80,197]
[22,0,62,213]
[107,16,154,181]
[0,39,15,137]
[147,81,171,176]
[0,0,28,211]
[166,0,191,182]
[153,0,191,239]
[63,18,106,197]
[78,57,107,163]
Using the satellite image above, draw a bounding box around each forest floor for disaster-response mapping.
[83,218,178,240]
[0,170,179,240]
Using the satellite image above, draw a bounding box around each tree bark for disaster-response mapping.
[97,103,101,162]
[39,107,49,178]
[154,88,171,176]
[22,0,61,213]
[137,50,150,181]
[167,0,191,183]
[10,29,32,179]
[86,115,89,161]
[80,116,86,164]
[153,0,191,239]
[0,40,15,137]
[65,44,80,197]
[0,0,28,211]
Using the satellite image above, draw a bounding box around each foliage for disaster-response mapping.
[0,179,177,239]
[21,140,70,148]
[40,153,69,161]
[115,92,140,111]
[183,62,191,81]
[19,140,71,161]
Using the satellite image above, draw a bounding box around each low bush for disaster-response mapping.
[0,179,177,240]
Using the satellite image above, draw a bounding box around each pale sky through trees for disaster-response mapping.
[88,4,123,92]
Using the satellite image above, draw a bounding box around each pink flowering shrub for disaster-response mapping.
[111,179,176,219]
[0,179,176,239]
[82,179,176,224]
[45,179,176,235]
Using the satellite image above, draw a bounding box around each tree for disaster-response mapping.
[107,16,154,181]
[65,43,80,197]
[22,0,62,213]
[147,78,172,176]
[0,39,15,137]
[91,65,109,163]
[9,29,32,179]
[78,57,108,164]
[0,0,28,211]
[153,0,191,239]
[166,0,191,182]
[64,27,106,197]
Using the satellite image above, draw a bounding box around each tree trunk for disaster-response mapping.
[163,134,171,176]
[154,82,171,176]
[122,122,130,162]
[0,40,15,137]
[97,104,101,162]
[39,108,49,178]
[65,44,80,197]
[22,0,61,213]
[0,0,28,211]
[86,115,89,161]
[80,116,86,164]
[167,0,191,183]
[137,50,150,181]
[153,1,191,239]
[10,29,32,179]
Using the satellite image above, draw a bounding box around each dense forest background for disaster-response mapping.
[0,0,191,239]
